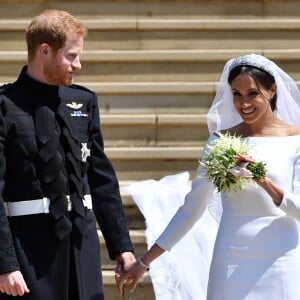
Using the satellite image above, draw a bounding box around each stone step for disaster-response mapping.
[120,180,139,206]
[3,79,300,114]
[1,49,299,114]
[78,79,300,114]
[6,18,300,31]
[105,146,203,180]
[75,48,300,82]
[79,81,300,95]
[0,77,215,115]
[99,185,154,297]
[2,18,300,30]
[101,113,208,147]
[100,93,212,114]
[99,229,147,265]
[102,270,154,300]
[100,181,149,261]
[2,49,300,82]
[119,180,146,227]
[0,78,299,116]
[0,1,298,19]
[1,17,300,50]
[118,201,145,230]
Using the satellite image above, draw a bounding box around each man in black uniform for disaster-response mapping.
[0,9,135,299]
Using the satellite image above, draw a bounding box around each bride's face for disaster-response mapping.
[231,72,276,125]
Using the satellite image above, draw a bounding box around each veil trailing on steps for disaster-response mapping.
[127,53,300,300]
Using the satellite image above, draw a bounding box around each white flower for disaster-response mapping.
[201,132,266,193]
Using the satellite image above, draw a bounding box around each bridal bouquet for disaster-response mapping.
[200,133,267,193]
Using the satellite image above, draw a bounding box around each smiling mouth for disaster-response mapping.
[241,108,256,114]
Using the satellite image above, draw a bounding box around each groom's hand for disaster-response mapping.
[115,252,136,295]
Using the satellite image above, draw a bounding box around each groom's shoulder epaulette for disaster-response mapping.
[0,83,12,95]
[0,84,13,106]
[60,84,95,102]
[70,83,94,94]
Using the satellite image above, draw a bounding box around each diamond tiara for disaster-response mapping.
[229,54,275,76]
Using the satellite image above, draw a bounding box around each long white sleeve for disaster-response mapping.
[156,134,219,251]
[280,145,300,220]
[156,138,218,251]
[156,173,215,251]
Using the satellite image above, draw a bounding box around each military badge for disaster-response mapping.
[81,143,91,162]
[66,102,83,110]
[71,111,88,118]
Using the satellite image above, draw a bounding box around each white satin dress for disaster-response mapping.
[155,134,300,300]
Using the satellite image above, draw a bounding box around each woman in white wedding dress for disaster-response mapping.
[117,54,300,300]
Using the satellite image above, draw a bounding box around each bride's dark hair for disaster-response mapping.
[228,66,277,111]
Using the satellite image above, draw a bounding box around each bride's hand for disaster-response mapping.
[234,153,256,164]
[118,262,146,294]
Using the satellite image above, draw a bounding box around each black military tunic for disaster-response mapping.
[0,66,133,300]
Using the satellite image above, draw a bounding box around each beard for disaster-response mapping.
[43,61,74,86]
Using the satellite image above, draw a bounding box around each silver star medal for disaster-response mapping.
[81,143,90,162]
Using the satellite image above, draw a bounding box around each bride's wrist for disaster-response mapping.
[137,257,150,271]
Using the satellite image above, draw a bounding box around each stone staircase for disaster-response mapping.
[1,0,300,299]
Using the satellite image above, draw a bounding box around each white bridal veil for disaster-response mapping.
[127,53,300,300]
[207,53,300,133]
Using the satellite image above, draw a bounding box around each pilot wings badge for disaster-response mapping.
[66,102,83,110]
